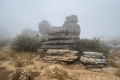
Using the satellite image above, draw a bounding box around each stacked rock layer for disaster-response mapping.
[41,27,80,50]
[40,15,80,62]
[80,52,106,68]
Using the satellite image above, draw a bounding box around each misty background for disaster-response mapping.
[0,0,120,41]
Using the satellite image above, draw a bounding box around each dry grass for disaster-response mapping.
[0,46,17,61]
[10,69,22,80]
[107,60,120,69]
[115,69,120,77]
[107,49,120,69]
[41,65,68,80]
[106,49,120,78]
[0,46,120,80]
[14,60,24,67]
[0,46,37,68]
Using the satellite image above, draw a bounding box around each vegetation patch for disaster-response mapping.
[11,34,44,52]
[115,69,120,77]
[42,65,68,80]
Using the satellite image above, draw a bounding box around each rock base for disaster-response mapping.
[43,49,78,62]
[80,52,106,68]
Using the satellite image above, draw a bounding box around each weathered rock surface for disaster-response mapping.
[46,49,78,56]
[39,20,51,35]
[62,23,80,35]
[62,15,81,35]
[42,40,79,45]
[82,52,105,59]
[47,27,68,35]
[63,15,78,25]
[41,45,79,49]
[80,52,106,68]
[43,49,78,62]
[80,56,106,64]
[38,15,80,63]
[48,35,79,40]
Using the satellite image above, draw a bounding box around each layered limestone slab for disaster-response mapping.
[80,52,106,67]
[43,49,78,62]
[43,56,77,62]
[48,27,68,35]
[48,35,79,40]
[62,23,80,35]
[41,45,79,49]
[42,40,79,45]
[80,56,106,64]
[83,52,105,59]
[46,49,78,56]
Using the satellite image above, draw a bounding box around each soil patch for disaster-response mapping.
[0,67,13,80]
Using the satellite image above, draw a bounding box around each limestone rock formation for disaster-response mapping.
[80,52,106,68]
[43,49,78,62]
[39,15,80,62]
[38,20,51,35]
[62,15,81,36]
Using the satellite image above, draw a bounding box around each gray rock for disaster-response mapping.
[42,40,79,45]
[43,49,78,62]
[41,34,48,41]
[41,45,79,49]
[38,15,81,62]
[39,20,51,35]
[46,49,78,56]
[63,15,78,25]
[80,52,106,68]
[80,56,106,64]
[83,52,105,59]
[48,27,68,35]
[62,23,80,35]
[43,56,77,62]
[48,35,79,40]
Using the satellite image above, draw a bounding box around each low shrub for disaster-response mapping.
[11,34,44,52]
[79,36,109,57]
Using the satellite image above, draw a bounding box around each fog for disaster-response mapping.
[0,0,120,40]
[0,27,11,40]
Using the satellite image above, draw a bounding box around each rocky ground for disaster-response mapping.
[0,46,120,80]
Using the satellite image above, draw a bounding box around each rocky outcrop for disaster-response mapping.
[38,20,51,35]
[43,49,78,62]
[62,15,80,36]
[40,15,80,50]
[80,52,106,68]
[39,15,80,62]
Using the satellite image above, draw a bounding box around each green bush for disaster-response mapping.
[11,34,44,52]
[79,36,108,56]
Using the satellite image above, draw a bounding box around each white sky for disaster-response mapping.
[0,0,120,39]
